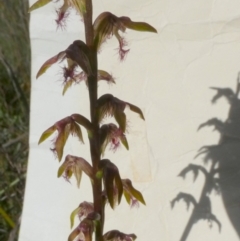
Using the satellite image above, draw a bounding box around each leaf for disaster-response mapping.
[74,165,83,188]
[71,114,93,131]
[68,227,80,241]
[62,79,74,95]
[120,17,157,33]
[70,0,86,16]
[114,111,126,132]
[127,102,145,120]
[36,51,66,79]
[105,171,115,208]
[55,123,71,161]
[71,122,84,144]
[100,159,123,209]
[98,70,115,84]
[93,12,118,50]
[70,206,81,228]
[123,190,131,205]
[38,125,56,144]
[122,179,146,205]
[120,135,129,150]
[28,0,52,12]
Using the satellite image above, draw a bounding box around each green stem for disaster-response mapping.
[83,1,103,240]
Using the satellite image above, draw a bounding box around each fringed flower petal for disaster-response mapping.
[55,0,70,29]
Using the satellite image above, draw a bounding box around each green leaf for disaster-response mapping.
[93,12,116,50]
[114,111,126,133]
[55,123,71,161]
[71,114,93,131]
[70,207,81,228]
[98,70,115,84]
[115,171,123,204]
[122,179,146,205]
[71,122,84,144]
[62,79,74,95]
[120,135,129,150]
[120,17,157,33]
[123,190,131,205]
[127,102,145,120]
[71,0,86,16]
[68,227,80,241]
[36,51,66,79]
[57,163,66,178]
[38,125,56,144]
[105,171,115,209]
[74,165,83,188]
[130,187,146,205]
[28,0,52,12]
[100,159,123,209]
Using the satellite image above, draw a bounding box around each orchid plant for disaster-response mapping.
[29,0,157,240]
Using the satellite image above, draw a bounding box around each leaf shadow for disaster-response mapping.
[171,73,240,240]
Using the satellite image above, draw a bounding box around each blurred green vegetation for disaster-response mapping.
[0,0,30,240]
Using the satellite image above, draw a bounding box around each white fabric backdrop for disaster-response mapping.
[19,0,240,240]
